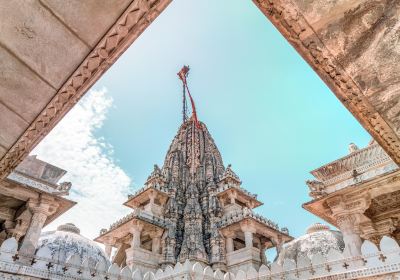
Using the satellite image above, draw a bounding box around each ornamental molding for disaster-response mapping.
[253,0,400,165]
[0,0,172,179]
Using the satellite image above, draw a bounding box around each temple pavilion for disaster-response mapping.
[95,117,292,274]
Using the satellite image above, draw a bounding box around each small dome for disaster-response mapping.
[277,223,344,265]
[38,223,110,267]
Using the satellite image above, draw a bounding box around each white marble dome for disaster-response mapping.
[277,223,344,264]
[38,223,110,267]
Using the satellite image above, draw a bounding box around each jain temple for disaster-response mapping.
[1,0,400,278]
[1,113,400,279]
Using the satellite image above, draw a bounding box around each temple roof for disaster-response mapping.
[306,142,399,198]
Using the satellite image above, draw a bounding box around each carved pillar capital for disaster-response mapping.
[228,190,237,204]
[130,220,144,233]
[239,220,257,233]
[27,197,59,216]
[148,189,157,202]
[240,221,256,248]
[222,230,236,239]
[22,197,60,253]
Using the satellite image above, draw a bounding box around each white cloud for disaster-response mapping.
[32,88,132,239]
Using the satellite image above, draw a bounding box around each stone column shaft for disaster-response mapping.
[226,236,234,253]
[22,199,57,252]
[105,245,113,258]
[130,222,143,248]
[337,214,362,257]
[132,229,141,248]
[260,243,267,264]
[244,231,253,248]
[23,211,47,248]
[152,236,161,253]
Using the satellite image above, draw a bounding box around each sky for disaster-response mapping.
[33,0,371,257]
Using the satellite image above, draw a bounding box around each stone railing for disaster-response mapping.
[2,235,400,279]
[216,183,258,200]
[219,208,283,233]
[106,208,167,233]
[127,184,168,200]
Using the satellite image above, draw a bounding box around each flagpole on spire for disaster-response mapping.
[177,65,201,129]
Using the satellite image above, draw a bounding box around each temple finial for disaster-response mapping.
[177,65,200,129]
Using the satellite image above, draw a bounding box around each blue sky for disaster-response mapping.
[95,0,370,233]
[37,0,370,254]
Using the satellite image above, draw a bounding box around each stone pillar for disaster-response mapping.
[130,222,143,248]
[259,242,268,265]
[105,244,113,258]
[225,232,235,253]
[244,231,253,248]
[151,230,163,254]
[103,237,115,259]
[271,235,284,257]
[228,190,237,204]
[326,195,370,257]
[337,214,362,257]
[22,198,58,252]
[152,237,161,253]
[240,222,256,249]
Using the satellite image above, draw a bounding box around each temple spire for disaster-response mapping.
[177,65,201,129]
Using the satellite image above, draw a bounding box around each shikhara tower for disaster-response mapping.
[162,119,225,265]
[96,116,292,273]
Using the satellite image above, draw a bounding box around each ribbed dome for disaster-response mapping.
[38,223,110,267]
[277,223,344,264]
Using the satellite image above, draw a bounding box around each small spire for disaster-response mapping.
[348,142,359,154]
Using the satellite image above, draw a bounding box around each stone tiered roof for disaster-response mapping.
[126,184,168,201]
[7,155,72,196]
[219,164,241,184]
[216,183,259,200]
[99,209,167,237]
[306,142,398,198]
[219,208,288,235]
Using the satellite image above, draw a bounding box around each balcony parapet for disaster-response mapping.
[1,235,400,280]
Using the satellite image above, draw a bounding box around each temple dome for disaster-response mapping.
[277,223,344,264]
[38,223,110,267]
